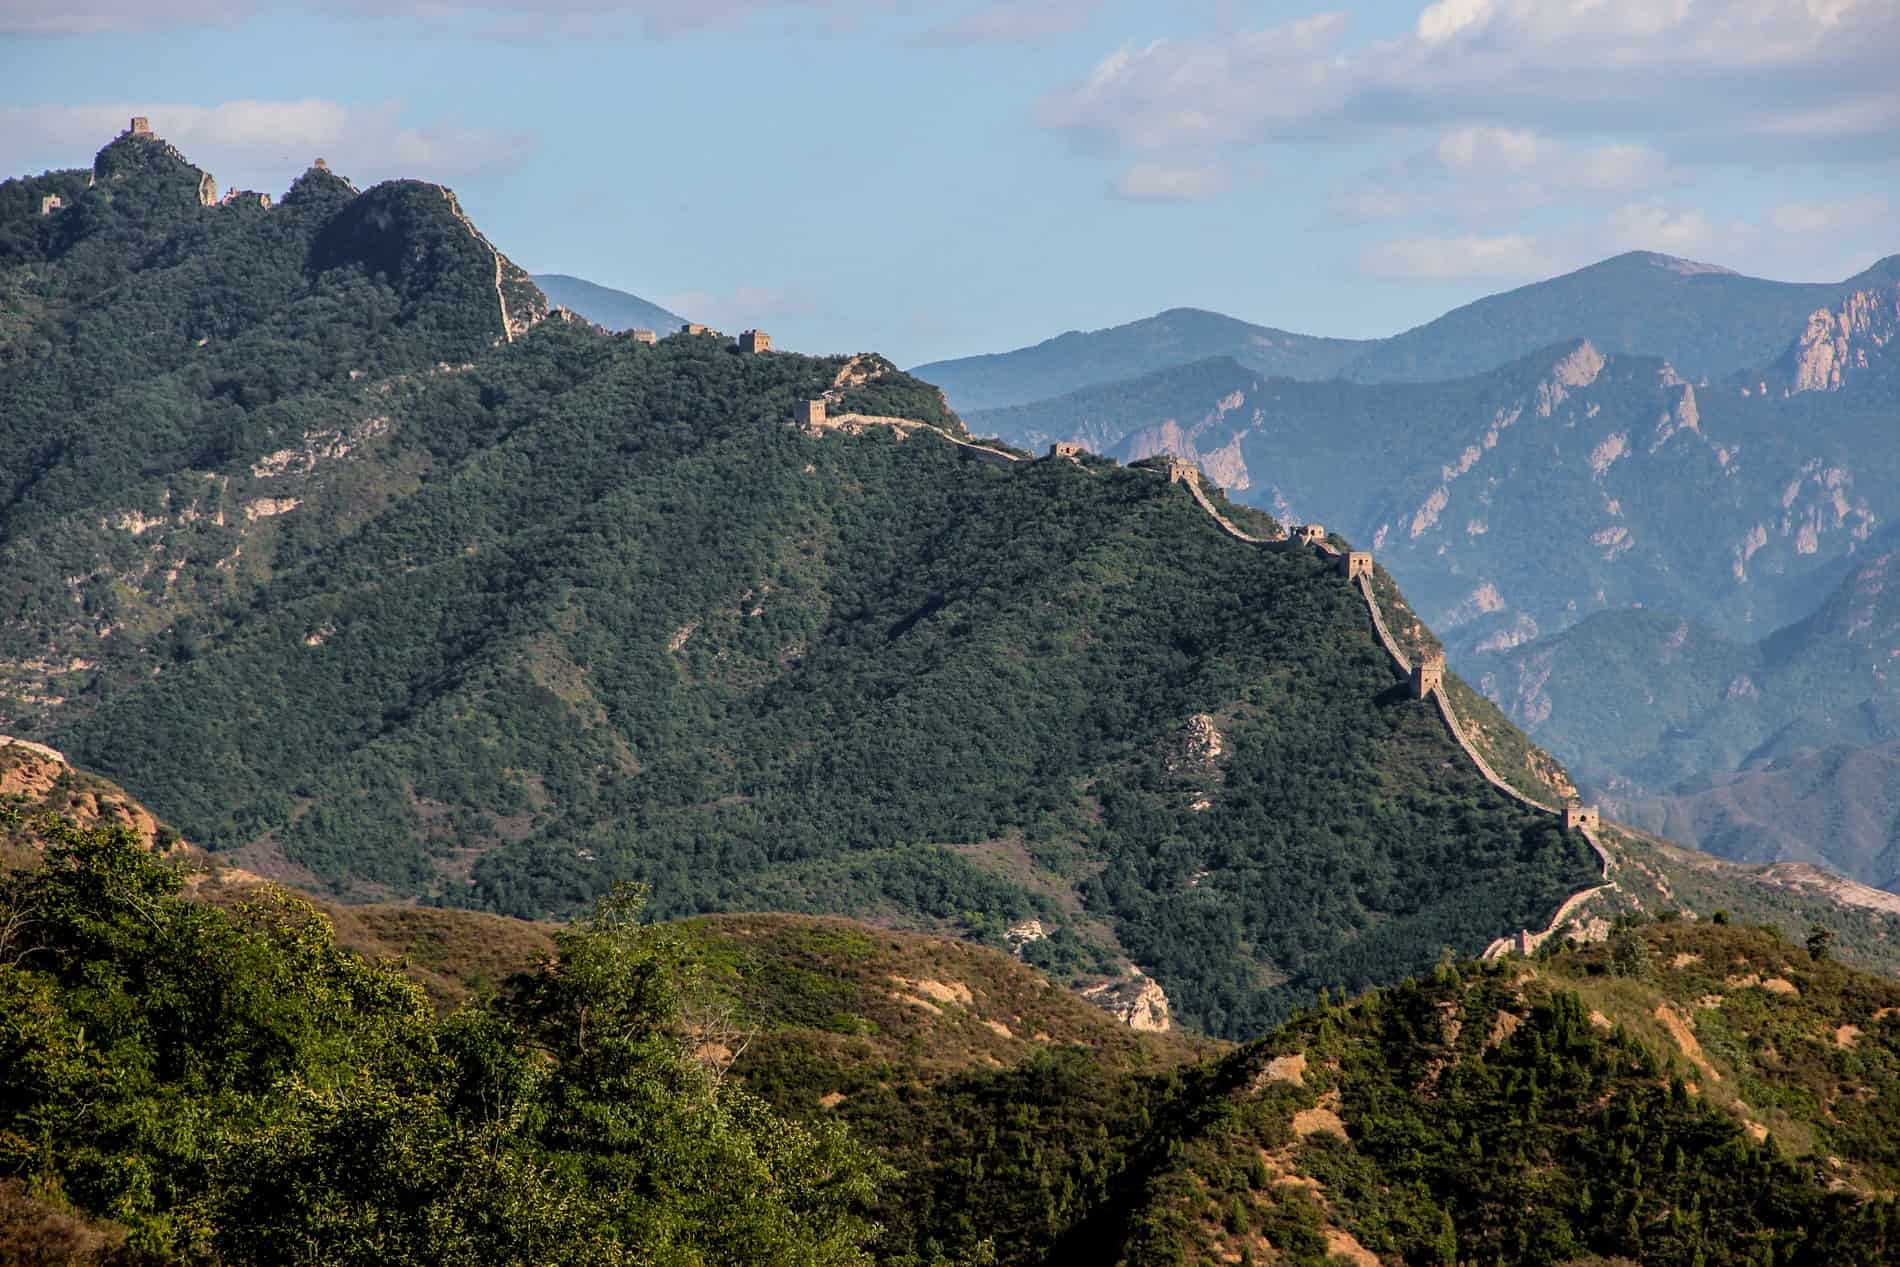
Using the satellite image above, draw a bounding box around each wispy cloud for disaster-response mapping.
[1110,162,1229,203]
[1360,232,1543,282]
[1768,195,1891,235]
[1038,0,1900,159]
[0,101,537,189]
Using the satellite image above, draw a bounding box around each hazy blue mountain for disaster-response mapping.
[967,271,1900,666]
[919,251,1900,412]
[531,272,686,333]
[911,307,1370,412]
[1343,250,1900,385]
[1473,534,1900,888]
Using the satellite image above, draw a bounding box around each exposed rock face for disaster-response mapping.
[1082,970,1172,1032]
[1784,283,1899,393]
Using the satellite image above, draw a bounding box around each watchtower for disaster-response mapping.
[129,116,151,135]
[39,194,63,216]
[1411,652,1445,699]
[793,399,827,432]
[1050,442,1083,460]
[1292,523,1326,547]
[1341,551,1372,580]
[681,322,711,336]
[1166,459,1197,485]
[1564,803,1600,832]
[313,158,329,171]
[738,330,772,354]
[630,329,658,345]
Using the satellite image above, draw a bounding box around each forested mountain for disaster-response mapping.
[915,251,1899,412]
[6,811,1900,1266]
[0,127,1620,1039]
[531,271,686,333]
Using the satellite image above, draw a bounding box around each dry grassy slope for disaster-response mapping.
[1100,921,1900,1267]
[677,913,1210,1097]
[1,741,168,857]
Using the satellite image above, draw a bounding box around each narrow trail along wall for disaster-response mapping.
[806,417,1615,960]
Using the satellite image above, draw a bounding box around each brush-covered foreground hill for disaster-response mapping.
[6,815,1900,1267]
[531,272,686,333]
[0,130,1622,1038]
[916,251,1900,412]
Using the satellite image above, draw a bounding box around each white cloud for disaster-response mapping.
[1360,232,1544,282]
[1768,194,1891,234]
[1110,163,1229,202]
[1039,0,1900,158]
[1602,200,1750,259]
[1035,12,1354,152]
[0,101,537,190]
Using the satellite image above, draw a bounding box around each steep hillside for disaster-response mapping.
[912,308,1368,412]
[1051,917,1900,1267]
[0,129,1617,1039]
[915,251,1899,413]
[532,271,687,333]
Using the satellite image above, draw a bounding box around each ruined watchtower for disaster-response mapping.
[1411,652,1445,699]
[39,194,64,216]
[129,116,151,136]
[1341,551,1372,581]
[738,329,772,354]
[793,399,827,432]
[629,329,658,345]
[1292,523,1327,547]
[1166,458,1197,485]
[1564,803,1600,832]
[1050,442,1083,460]
[681,322,711,336]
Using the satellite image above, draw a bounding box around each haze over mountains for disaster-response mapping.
[531,271,686,333]
[916,250,1900,411]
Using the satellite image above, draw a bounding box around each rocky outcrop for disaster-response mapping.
[1781,283,1899,393]
[1082,971,1171,1032]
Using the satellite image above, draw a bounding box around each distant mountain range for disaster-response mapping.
[919,250,1900,411]
[962,265,1900,892]
[531,272,685,333]
[1475,531,1900,888]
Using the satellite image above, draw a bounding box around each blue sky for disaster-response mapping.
[3,0,1896,364]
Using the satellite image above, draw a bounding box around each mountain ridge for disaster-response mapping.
[919,249,1900,412]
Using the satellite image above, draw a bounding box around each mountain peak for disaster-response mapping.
[92,116,217,207]
[1622,249,1738,277]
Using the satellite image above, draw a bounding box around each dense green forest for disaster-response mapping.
[0,129,1602,1036]
[5,816,1897,1265]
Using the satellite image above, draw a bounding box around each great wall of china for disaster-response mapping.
[796,400,1618,961]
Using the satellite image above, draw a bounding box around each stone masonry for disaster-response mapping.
[1564,803,1601,832]
[630,329,658,345]
[793,399,827,432]
[1341,551,1372,580]
[1411,652,1445,699]
[738,330,772,354]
